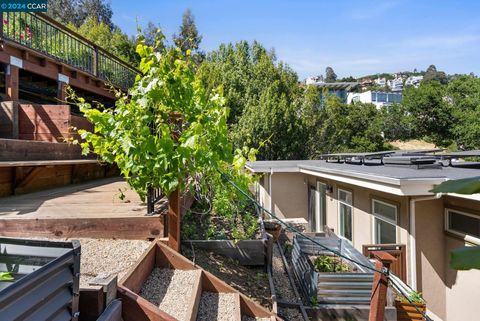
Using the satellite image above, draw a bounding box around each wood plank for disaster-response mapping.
[156,241,197,270]
[0,216,163,239]
[185,270,203,321]
[234,293,242,321]
[79,286,105,321]
[120,241,157,293]
[167,189,181,252]
[117,286,178,321]
[0,160,99,167]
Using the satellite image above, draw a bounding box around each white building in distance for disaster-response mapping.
[405,75,423,87]
[347,90,402,108]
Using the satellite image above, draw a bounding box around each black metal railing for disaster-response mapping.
[147,186,163,215]
[0,12,138,90]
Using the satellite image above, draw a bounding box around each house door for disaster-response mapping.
[316,182,327,232]
[308,183,327,232]
[308,185,317,232]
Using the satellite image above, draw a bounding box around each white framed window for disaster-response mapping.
[338,189,353,241]
[372,199,398,244]
[445,209,480,245]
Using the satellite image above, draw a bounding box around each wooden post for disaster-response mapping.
[369,251,396,321]
[6,65,19,101]
[167,188,181,252]
[57,81,67,103]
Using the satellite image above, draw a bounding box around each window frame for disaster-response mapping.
[337,188,353,241]
[445,208,480,245]
[371,199,398,244]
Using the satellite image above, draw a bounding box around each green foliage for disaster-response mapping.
[423,64,448,85]
[47,0,113,28]
[314,97,385,155]
[447,76,480,149]
[173,9,204,64]
[402,81,452,146]
[76,38,256,201]
[380,103,415,141]
[72,17,138,66]
[398,290,425,304]
[313,256,350,273]
[0,272,14,281]
[310,295,319,307]
[431,176,480,194]
[198,41,305,160]
[449,245,480,270]
[325,66,337,83]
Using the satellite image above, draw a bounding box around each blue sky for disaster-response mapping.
[111,0,480,79]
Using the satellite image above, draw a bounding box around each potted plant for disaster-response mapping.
[395,290,426,321]
[263,220,282,241]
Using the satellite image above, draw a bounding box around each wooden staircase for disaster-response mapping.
[117,240,277,321]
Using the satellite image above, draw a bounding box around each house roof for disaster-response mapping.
[246,159,480,196]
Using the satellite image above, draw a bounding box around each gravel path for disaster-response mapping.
[196,292,238,321]
[78,238,151,288]
[272,243,301,304]
[139,268,198,321]
[278,307,304,321]
[242,316,271,321]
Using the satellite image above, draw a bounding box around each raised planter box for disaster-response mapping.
[118,240,276,321]
[0,237,80,320]
[395,300,426,321]
[183,239,267,266]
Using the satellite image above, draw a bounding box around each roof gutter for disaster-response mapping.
[409,193,443,290]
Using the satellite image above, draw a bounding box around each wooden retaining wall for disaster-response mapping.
[0,162,118,197]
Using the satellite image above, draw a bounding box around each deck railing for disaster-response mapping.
[0,12,138,90]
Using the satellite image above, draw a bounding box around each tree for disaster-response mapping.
[76,41,256,200]
[380,103,414,141]
[47,0,113,28]
[173,9,204,63]
[77,0,114,29]
[143,22,166,50]
[423,64,448,84]
[47,0,78,25]
[325,66,337,83]
[300,85,324,158]
[198,41,305,160]
[402,81,452,146]
[74,17,138,66]
[338,76,356,82]
[317,97,385,153]
[447,76,480,149]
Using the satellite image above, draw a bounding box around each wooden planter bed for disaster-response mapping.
[118,240,277,321]
[395,300,426,321]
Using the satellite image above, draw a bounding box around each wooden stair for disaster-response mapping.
[117,240,278,321]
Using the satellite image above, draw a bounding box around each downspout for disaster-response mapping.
[409,193,442,290]
[269,168,274,217]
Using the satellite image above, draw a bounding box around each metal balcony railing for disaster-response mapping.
[0,12,138,90]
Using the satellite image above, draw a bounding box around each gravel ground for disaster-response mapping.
[272,243,301,304]
[182,246,271,309]
[78,238,151,288]
[139,268,198,321]
[278,307,304,321]
[196,292,238,321]
[242,316,271,321]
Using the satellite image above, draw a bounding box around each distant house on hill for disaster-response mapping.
[347,90,402,108]
[387,78,404,92]
[314,82,359,103]
[405,75,424,87]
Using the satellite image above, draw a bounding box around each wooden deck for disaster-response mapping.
[0,178,166,239]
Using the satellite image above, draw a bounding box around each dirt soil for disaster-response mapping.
[182,246,272,310]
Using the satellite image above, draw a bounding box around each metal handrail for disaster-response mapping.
[0,12,139,90]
